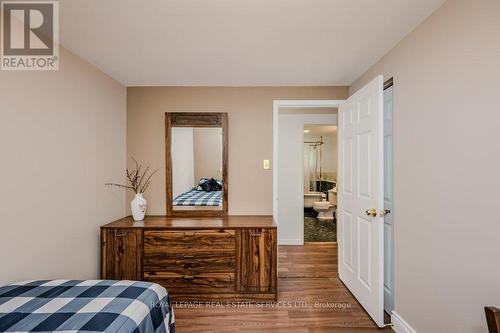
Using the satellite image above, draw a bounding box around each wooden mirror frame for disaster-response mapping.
[165,112,228,217]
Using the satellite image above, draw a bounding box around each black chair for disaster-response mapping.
[485,307,500,333]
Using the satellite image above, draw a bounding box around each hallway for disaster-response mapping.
[174,243,387,332]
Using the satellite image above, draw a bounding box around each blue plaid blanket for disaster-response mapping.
[0,280,174,333]
[173,189,222,206]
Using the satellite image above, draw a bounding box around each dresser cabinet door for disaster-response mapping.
[239,228,276,293]
[101,229,142,281]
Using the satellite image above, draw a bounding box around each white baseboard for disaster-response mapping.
[278,238,302,245]
[391,311,416,333]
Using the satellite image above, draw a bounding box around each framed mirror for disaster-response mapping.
[165,112,228,216]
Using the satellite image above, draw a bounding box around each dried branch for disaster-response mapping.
[132,165,141,189]
[125,169,136,193]
[140,169,158,193]
[139,166,150,188]
[105,158,158,194]
[131,157,139,184]
[141,180,152,194]
[105,183,136,191]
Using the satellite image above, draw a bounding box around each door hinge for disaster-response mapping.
[380,209,391,217]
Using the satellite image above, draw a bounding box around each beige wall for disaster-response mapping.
[193,128,223,182]
[0,47,127,285]
[127,87,348,215]
[350,0,500,332]
[171,127,195,197]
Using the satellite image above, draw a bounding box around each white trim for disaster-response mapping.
[278,238,303,245]
[299,128,304,245]
[273,100,344,109]
[273,99,344,245]
[391,311,417,333]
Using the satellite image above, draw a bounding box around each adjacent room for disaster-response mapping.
[171,126,224,211]
[303,124,338,242]
[1,1,499,333]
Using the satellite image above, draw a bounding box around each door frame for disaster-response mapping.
[383,78,395,315]
[273,100,344,244]
[273,84,395,325]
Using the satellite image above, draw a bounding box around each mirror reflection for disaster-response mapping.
[171,127,223,211]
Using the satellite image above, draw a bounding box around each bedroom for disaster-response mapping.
[170,126,224,211]
[1,1,500,333]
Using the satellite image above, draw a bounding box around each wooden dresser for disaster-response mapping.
[100,216,277,301]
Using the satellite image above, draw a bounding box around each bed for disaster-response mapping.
[0,280,174,333]
[173,188,222,207]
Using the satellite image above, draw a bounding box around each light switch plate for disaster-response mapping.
[263,159,270,170]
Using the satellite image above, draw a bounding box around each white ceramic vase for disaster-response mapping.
[131,193,147,221]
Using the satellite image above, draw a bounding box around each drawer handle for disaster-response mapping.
[183,254,195,259]
[250,232,263,237]
[182,275,195,280]
[114,231,128,237]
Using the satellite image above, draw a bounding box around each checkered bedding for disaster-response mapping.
[173,189,222,206]
[0,280,174,333]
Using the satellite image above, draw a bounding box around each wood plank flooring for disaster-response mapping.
[173,243,390,332]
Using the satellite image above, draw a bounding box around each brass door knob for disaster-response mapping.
[380,209,391,217]
[365,208,377,217]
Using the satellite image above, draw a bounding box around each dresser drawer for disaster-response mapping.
[144,251,236,273]
[144,272,235,293]
[144,230,235,253]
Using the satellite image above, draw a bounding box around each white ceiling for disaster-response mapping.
[59,0,445,86]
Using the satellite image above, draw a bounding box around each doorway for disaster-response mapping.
[303,124,338,242]
[273,75,394,328]
[273,102,342,245]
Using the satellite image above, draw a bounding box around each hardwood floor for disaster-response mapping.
[173,243,390,332]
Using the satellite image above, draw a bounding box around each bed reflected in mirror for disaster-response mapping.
[166,112,228,216]
[171,127,223,211]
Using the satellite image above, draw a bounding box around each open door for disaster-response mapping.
[338,75,385,327]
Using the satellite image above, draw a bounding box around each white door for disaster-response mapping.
[383,85,394,314]
[338,75,384,327]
